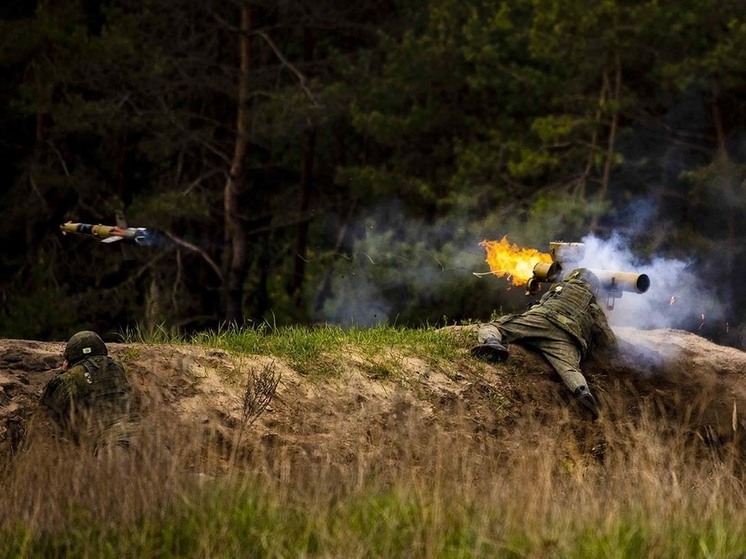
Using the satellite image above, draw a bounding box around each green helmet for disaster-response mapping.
[565,268,601,291]
[64,331,108,364]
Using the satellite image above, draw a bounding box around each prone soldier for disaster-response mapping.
[470,268,618,419]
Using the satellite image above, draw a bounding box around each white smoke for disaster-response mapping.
[578,233,726,330]
[312,200,489,326]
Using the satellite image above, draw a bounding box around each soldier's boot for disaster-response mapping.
[470,336,509,363]
[575,385,600,420]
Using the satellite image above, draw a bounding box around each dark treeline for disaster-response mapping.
[1,0,745,345]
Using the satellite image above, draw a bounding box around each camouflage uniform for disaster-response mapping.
[41,331,134,452]
[473,269,617,416]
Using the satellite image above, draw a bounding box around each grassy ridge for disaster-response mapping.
[2,325,745,558]
[127,323,469,360]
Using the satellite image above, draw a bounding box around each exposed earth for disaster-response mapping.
[2,327,746,473]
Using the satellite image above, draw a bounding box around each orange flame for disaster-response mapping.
[480,236,552,286]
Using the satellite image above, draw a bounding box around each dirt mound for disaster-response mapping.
[2,328,746,471]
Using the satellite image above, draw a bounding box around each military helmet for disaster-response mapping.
[64,330,108,363]
[565,268,601,291]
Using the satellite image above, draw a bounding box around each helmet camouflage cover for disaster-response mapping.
[64,331,108,364]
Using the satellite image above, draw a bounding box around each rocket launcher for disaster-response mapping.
[526,241,650,309]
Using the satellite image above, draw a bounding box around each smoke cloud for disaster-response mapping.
[578,233,726,331]
[313,200,489,327]
[314,197,730,338]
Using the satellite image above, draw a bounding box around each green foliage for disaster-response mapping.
[654,0,746,91]
[2,0,746,341]
[0,289,78,340]
[524,190,610,239]
[506,144,561,179]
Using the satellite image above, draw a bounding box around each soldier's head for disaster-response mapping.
[565,268,601,294]
[63,330,108,367]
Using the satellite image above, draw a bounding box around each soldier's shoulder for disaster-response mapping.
[63,363,89,382]
[102,355,126,371]
[98,356,129,383]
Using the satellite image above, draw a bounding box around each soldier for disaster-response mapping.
[470,268,617,419]
[40,330,134,453]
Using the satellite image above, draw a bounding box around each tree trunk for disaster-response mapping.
[288,29,317,311]
[314,121,352,315]
[288,125,317,309]
[576,75,608,199]
[711,94,735,277]
[223,5,252,324]
[590,53,622,233]
[256,230,271,320]
[314,199,356,314]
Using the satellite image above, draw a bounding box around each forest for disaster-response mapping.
[1,0,745,345]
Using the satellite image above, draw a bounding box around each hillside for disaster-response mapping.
[2,326,746,469]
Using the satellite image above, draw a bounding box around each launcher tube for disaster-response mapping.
[589,269,650,294]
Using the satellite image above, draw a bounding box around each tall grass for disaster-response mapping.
[3,402,745,557]
[4,326,745,557]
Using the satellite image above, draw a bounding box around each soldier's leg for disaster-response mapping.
[531,337,587,393]
[533,337,600,418]
[475,314,553,346]
[471,322,510,362]
[476,322,503,344]
[472,315,551,362]
[475,315,600,417]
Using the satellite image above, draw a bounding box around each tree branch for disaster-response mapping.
[254,30,319,106]
[161,231,224,282]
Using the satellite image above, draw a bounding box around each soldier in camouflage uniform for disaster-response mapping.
[40,331,134,452]
[470,268,617,419]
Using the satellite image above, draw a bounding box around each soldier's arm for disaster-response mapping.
[40,370,81,420]
[40,374,68,419]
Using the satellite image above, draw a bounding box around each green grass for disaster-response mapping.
[121,322,470,379]
[3,479,746,559]
[125,322,468,358]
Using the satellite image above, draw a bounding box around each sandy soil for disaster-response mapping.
[2,327,746,472]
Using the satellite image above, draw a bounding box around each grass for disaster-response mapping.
[3,432,745,558]
[6,324,745,558]
[125,322,469,359]
[3,462,746,556]
[121,322,470,379]
[5,402,746,558]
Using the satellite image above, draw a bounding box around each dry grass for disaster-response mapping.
[1,390,745,558]
[228,360,281,470]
